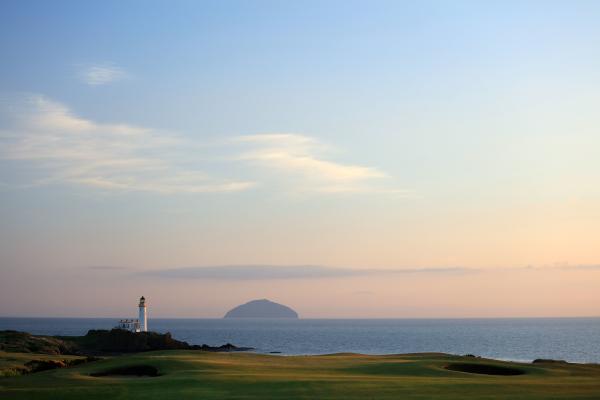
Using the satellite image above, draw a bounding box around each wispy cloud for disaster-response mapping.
[234,134,400,194]
[84,263,600,281]
[0,95,255,193]
[0,95,403,196]
[87,265,129,271]
[139,265,471,280]
[79,63,126,86]
[132,264,600,281]
[530,263,600,271]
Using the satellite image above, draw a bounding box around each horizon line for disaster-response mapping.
[2,315,599,320]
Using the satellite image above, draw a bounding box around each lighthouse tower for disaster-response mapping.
[138,296,147,332]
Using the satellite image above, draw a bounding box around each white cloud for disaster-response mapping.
[0,95,255,193]
[235,133,399,193]
[79,63,126,86]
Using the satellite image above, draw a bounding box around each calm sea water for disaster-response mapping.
[1,317,599,363]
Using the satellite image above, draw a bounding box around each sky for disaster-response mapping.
[1,0,599,318]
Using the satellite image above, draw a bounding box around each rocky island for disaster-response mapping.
[224,299,299,318]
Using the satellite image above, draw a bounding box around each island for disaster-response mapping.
[224,299,299,318]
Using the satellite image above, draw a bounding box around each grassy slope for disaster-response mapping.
[0,351,86,377]
[0,331,77,355]
[1,351,600,400]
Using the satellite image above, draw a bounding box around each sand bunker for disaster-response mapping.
[445,362,524,376]
[90,365,160,377]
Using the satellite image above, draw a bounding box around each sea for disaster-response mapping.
[1,317,599,363]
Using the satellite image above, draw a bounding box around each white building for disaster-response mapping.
[115,296,148,333]
[115,318,140,332]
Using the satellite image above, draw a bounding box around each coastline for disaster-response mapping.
[2,317,599,363]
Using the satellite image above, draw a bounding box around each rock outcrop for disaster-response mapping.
[0,329,253,355]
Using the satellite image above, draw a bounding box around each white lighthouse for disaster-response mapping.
[138,296,147,332]
[115,296,148,332]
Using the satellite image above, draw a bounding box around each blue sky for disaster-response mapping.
[1,1,600,317]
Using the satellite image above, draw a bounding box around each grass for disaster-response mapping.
[1,351,600,399]
[0,351,86,377]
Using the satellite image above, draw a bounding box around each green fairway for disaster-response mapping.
[1,350,600,399]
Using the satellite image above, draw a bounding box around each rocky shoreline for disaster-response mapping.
[0,329,253,356]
